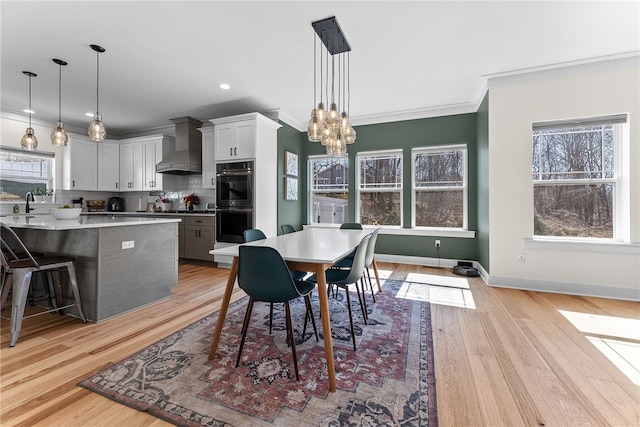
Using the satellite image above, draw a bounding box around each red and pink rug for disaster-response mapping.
[79,280,437,426]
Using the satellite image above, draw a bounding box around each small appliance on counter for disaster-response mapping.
[108,197,125,212]
[86,200,106,212]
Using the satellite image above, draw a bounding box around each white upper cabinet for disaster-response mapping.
[213,119,255,161]
[61,134,98,191]
[119,135,174,192]
[120,141,144,191]
[98,142,120,191]
[200,127,216,189]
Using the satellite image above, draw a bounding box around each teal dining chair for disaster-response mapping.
[281,224,296,234]
[235,245,318,381]
[243,228,306,333]
[309,233,371,351]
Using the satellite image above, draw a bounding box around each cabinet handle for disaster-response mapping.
[116,182,118,189]
[199,230,202,237]
[211,178,214,186]
[234,147,237,156]
[230,147,233,156]
[72,180,75,187]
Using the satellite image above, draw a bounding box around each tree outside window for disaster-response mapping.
[309,156,349,224]
[357,151,402,226]
[532,114,626,239]
[413,145,467,229]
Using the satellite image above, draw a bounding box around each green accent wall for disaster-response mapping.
[276,121,306,233]
[476,93,490,272]
[300,113,480,261]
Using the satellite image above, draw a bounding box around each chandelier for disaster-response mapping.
[307,16,356,156]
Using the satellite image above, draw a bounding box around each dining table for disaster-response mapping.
[208,227,375,392]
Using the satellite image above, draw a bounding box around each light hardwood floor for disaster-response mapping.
[1,262,638,426]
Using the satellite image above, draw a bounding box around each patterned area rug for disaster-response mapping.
[79,280,438,426]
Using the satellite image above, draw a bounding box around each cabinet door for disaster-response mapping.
[185,227,214,261]
[143,139,163,190]
[234,121,255,159]
[120,142,143,191]
[64,137,97,190]
[98,143,120,191]
[178,219,185,258]
[214,124,235,161]
[201,128,216,189]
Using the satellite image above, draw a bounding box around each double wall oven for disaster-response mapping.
[216,161,254,243]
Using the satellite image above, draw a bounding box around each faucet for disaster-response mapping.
[25,192,35,213]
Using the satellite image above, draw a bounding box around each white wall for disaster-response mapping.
[488,57,640,300]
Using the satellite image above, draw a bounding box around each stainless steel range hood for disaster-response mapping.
[156,116,203,174]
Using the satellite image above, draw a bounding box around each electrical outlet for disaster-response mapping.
[435,240,441,248]
[122,240,135,250]
[517,253,526,263]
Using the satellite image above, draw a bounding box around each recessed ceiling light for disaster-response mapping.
[23,109,35,114]
[219,83,231,90]
[85,112,94,117]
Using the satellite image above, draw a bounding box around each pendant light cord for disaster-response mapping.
[28,74,32,128]
[58,63,62,122]
[95,50,100,113]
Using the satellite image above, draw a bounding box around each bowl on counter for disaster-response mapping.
[50,207,82,220]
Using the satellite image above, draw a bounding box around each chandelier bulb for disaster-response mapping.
[307,112,322,142]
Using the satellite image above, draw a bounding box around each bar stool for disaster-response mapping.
[0,224,87,347]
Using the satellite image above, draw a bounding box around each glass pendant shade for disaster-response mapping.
[89,113,106,142]
[21,127,38,150]
[315,102,326,124]
[307,111,322,142]
[325,103,341,129]
[345,125,357,144]
[51,122,69,146]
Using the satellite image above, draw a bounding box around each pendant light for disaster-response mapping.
[20,71,38,151]
[51,59,69,147]
[309,17,354,156]
[88,44,106,142]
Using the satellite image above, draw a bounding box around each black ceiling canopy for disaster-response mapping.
[311,16,351,55]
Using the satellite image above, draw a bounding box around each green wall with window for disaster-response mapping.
[302,113,479,262]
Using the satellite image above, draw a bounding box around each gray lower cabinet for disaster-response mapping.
[183,216,215,261]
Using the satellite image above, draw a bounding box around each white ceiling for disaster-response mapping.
[1,1,638,137]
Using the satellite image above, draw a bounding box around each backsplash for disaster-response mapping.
[3,173,215,214]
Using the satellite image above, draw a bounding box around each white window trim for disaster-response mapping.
[308,154,349,225]
[531,119,629,243]
[411,144,468,230]
[356,149,403,227]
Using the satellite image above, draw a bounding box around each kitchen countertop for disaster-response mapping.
[84,211,215,217]
[1,214,181,230]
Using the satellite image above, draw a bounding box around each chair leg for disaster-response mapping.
[343,287,357,351]
[10,269,33,347]
[284,301,300,381]
[65,263,86,322]
[366,268,376,303]
[236,298,255,368]
[354,279,368,325]
[269,303,274,334]
[302,294,319,341]
[1,271,12,311]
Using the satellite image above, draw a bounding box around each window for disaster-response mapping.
[309,156,349,224]
[532,114,627,239]
[357,150,402,226]
[0,147,54,201]
[412,145,467,229]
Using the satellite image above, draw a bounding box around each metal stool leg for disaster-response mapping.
[65,263,86,322]
[10,269,33,347]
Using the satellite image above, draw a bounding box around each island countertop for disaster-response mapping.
[1,214,181,230]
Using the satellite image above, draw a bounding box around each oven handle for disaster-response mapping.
[216,208,254,213]
[216,170,252,177]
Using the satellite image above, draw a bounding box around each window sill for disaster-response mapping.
[523,238,640,254]
[305,223,476,238]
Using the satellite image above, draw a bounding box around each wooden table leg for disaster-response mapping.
[315,264,337,392]
[372,258,382,292]
[208,256,239,360]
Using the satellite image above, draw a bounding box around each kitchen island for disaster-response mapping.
[3,214,180,322]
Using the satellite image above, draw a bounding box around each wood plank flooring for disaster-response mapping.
[1,262,638,426]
